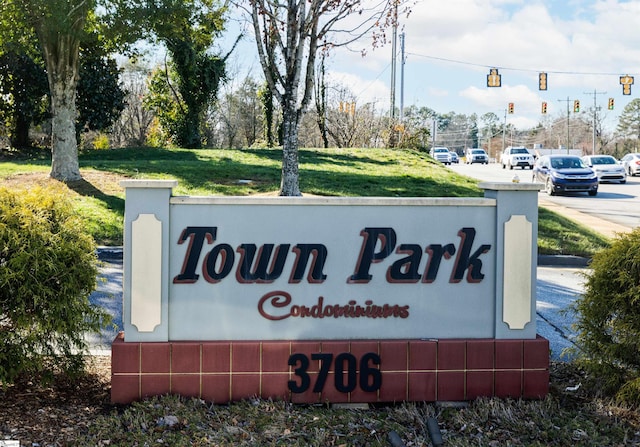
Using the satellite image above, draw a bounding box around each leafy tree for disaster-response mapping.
[468,117,479,148]
[258,82,276,147]
[314,54,329,149]
[0,38,126,151]
[0,0,95,180]
[241,0,409,196]
[616,98,640,149]
[144,66,183,146]
[0,49,48,148]
[114,0,229,148]
[76,34,127,144]
[436,112,477,152]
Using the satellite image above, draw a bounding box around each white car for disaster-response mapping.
[581,155,626,183]
[465,148,489,164]
[620,153,640,176]
[501,146,534,170]
[430,147,452,165]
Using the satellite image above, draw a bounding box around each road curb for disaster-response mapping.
[97,246,123,261]
[537,255,590,267]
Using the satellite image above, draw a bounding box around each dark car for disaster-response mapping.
[532,154,598,196]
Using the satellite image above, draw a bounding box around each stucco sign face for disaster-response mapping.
[166,202,496,341]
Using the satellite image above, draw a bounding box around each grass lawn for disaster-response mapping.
[0,146,610,256]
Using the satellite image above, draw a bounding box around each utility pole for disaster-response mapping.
[584,89,606,155]
[388,3,398,145]
[558,97,571,153]
[502,109,507,152]
[399,32,405,124]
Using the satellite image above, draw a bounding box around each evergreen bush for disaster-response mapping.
[0,183,110,384]
[573,227,640,406]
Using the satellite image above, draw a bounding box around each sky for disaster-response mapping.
[220,0,640,134]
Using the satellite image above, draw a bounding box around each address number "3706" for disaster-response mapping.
[287,352,382,394]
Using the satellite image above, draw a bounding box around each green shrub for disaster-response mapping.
[0,183,110,384]
[573,227,640,405]
[92,132,111,150]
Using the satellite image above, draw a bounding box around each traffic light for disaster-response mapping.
[620,75,634,95]
[538,72,547,90]
[541,101,547,114]
[608,98,615,110]
[487,68,501,87]
[573,100,580,113]
[508,102,514,114]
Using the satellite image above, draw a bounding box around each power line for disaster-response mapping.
[405,52,635,77]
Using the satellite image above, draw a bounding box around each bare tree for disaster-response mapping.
[111,63,155,147]
[240,0,409,195]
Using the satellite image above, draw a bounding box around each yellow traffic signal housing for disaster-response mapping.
[541,102,547,114]
[508,102,514,114]
[487,68,501,87]
[608,98,614,110]
[573,100,580,113]
[620,75,634,95]
[539,72,547,90]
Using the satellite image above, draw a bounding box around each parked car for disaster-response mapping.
[430,147,452,165]
[620,153,640,176]
[532,154,598,196]
[465,148,489,164]
[501,146,534,170]
[581,155,626,183]
[449,151,459,163]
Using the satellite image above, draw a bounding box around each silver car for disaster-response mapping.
[620,153,640,176]
[582,155,626,183]
[430,147,452,165]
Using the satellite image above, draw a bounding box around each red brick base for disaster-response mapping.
[111,333,549,404]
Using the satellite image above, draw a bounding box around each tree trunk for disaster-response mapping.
[49,75,81,181]
[36,23,83,182]
[12,114,31,149]
[279,105,301,196]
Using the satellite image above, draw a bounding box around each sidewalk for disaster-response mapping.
[538,197,632,239]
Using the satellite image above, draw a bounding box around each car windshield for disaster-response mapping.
[551,157,584,169]
[435,149,448,153]
[472,150,485,154]
[512,148,528,154]
[591,156,615,165]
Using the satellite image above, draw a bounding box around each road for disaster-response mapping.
[449,161,639,231]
